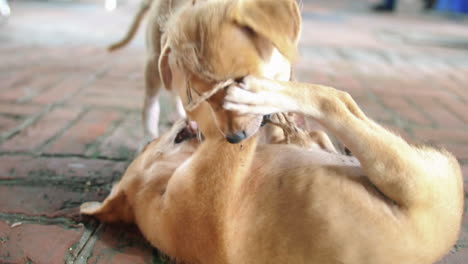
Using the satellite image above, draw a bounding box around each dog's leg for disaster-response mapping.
[224,77,463,209]
[306,130,337,153]
[165,91,186,123]
[173,94,187,119]
[143,94,160,137]
[143,58,162,141]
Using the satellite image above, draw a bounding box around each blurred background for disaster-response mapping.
[0,0,467,263]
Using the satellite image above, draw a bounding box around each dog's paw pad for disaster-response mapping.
[80,201,103,215]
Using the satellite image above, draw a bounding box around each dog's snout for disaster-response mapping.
[261,114,272,127]
[226,131,247,144]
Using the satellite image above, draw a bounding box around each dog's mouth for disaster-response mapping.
[174,121,199,144]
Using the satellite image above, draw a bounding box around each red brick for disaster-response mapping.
[98,115,141,159]
[100,70,145,84]
[45,109,121,155]
[369,78,406,91]
[2,73,64,102]
[410,97,465,128]
[32,75,89,104]
[105,56,145,77]
[380,95,432,125]
[442,144,468,161]
[0,116,21,134]
[0,156,127,180]
[0,221,83,264]
[73,89,142,109]
[0,70,35,91]
[85,77,142,92]
[438,97,468,124]
[331,74,367,94]
[87,224,155,264]
[0,102,43,116]
[353,96,393,122]
[0,106,82,152]
[294,69,333,86]
[437,248,468,264]
[413,128,468,144]
[0,103,44,136]
[373,87,454,100]
[436,77,468,102]
[462,166,468,191]
[0,185,107,216]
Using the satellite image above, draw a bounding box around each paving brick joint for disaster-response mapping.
[0,0,467,263]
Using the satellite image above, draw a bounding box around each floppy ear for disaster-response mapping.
[158,44,173,90]
[231,0,301,60]
[80,183,134,223]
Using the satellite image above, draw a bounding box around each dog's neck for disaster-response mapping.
[170,134,258,262]
[194,134,258,184]
[187,102,259,202]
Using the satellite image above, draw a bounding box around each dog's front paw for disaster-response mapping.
[224,76,292,115]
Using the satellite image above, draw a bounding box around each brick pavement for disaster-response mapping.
[0,0,467,263]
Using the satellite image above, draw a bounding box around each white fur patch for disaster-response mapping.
[261,48,291,81]
[145,95,161,138]
[172,94,187,119]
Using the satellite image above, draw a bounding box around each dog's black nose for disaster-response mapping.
[261,114,272,127]
[226,131,247,144]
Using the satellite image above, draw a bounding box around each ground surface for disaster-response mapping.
[0,0,467,263]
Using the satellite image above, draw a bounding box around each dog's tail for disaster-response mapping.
[107,0,152,52]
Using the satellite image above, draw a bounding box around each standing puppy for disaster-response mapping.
[108,0,299,140]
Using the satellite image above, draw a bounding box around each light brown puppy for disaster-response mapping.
[82,75,464,264]
[108,0,299,140]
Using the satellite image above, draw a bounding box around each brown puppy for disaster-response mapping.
[82,76,463,263]
[159,0,300,143]
[108,0,299,140]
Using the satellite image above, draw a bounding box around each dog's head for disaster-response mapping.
[80,120,200,223]
[159,0,301,143]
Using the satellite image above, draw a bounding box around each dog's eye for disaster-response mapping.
[174,127,197,144]
[175,129,188,144]
[234,76,245,84]
[241,25,255,36]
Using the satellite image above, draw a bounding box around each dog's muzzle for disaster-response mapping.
[261,114,272,127]
[226,131,247,144]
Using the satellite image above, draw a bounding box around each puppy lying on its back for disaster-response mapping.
[81,75,464,263]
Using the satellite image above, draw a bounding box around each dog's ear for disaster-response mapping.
[231,0,301,60]
[159,44,173,90]
[80,183,133,223]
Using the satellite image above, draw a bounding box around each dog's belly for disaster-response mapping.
[224,145,419,264]
[256,144,362,175]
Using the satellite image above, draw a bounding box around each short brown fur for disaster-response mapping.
[84,0,463,263]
